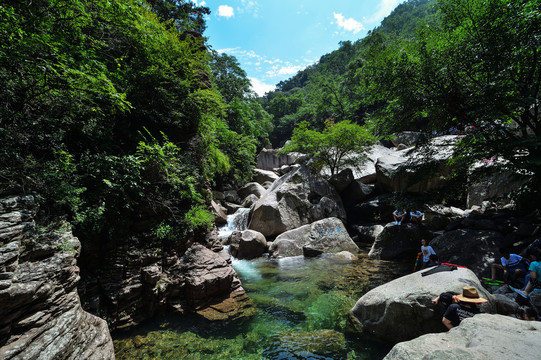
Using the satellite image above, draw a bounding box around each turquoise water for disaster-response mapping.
[114,253,406,359]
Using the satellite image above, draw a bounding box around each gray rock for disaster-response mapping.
[253,168,279,184]
[269,217,359,258]
[467,168,529,208]
[493,293,519,315]
[182,244,238,307]
[329,168,354,193]
[350,267,495,343]
[212,191,225,201]
[341,180,375,207]
[429,229,509,277]
[256,148,299,170]
[350,224,384,244]
[384,314,541,360]
[229,230,267,260]
[248,165,346,237]
[237,182,266,200]
[0,196,114,360]
[391,131,421,146]
[224,190,241,204]
[376,136,459,194]
[241,194,259,208]
[369,223,432,260]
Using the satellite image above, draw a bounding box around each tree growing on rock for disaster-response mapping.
[280,119,375,176]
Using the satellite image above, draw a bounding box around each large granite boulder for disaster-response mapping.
[329,168,354,193]
[256,148,299,170]
[429,229,511,277]
[181,244,256,321]
[341,180,375,208]
[467,168,529,208]
[391,131,421,146]
[384,314,541,359]
[350,266,495,344]
[348,194,394,223]
[350,224,384,244]
[269,217,359,258]
[248,165,346,238]
[0,196,115,360]
[376,135,459,194]
[253,168,279,185]
[228,230,267,260]
[368,223,432,260]
[237,182,267,200]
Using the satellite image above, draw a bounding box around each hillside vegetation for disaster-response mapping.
[0,0,272,243]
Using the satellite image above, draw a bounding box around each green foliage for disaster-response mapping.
[0,0,236,244]
[281,120,376,176]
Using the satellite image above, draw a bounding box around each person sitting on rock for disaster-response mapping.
[521,248,541,296]
[410,209,423,224]
[442,286,488,330]
[393,209,406,225]
[490,248,528,285]
[420,239,436,269]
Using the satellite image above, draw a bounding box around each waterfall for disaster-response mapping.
[218,207,250,239]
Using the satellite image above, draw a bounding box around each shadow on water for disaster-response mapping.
[113,250,410,360]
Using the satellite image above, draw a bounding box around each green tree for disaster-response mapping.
[280,120,375,176]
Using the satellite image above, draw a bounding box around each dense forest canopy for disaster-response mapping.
[0,0,272,244]
[264,0,540,207]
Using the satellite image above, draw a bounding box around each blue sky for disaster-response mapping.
[192,0,403,95]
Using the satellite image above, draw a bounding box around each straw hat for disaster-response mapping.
[456,286,488,303]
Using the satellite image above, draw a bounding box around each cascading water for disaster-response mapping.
[218,207,250,239]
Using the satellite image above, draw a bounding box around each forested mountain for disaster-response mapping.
[0,0,271,244]
[263,0,541,207]
[262,0,437,146]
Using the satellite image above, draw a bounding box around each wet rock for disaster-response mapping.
[269,217,358,258]
[229,230,267,260]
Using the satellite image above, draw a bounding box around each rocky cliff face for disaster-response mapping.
[0,195,115,359]
[78,223,254,328]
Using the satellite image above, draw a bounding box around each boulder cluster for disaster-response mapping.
[211,133,541,359]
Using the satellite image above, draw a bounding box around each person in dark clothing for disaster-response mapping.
[442,286,487,330]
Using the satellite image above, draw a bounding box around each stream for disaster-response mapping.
[113,210,409,359]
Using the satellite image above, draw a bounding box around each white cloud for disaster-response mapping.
[218,5,234,18]
[333,12,364,34]
[237,0,260,18]
[249,77,275,96]
[368,0,401,23]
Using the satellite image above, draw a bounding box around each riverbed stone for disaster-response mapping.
[350,266,495,343]
[248,165,346,238]
[383,314,541,360]
[269,217,358,258]
[350,224,384,244]
[229,230,267,260]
